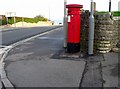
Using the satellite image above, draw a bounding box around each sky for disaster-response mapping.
[0,0,120,21]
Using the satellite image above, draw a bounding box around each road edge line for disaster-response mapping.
[1,27,62,88]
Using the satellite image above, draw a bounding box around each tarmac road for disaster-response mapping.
[1,27,119,88]
[4,27,85,87]
[0,26,61,46]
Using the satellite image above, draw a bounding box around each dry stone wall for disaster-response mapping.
[80,10,89,54]
[80,11,119,54]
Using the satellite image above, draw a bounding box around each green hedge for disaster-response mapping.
[97,11,108,14]
[7,17,48,24]
[2,20,7,25]
[0,20,7,25]
[113,11,120,16]
[8,17,14,24]
[97,11,120,16]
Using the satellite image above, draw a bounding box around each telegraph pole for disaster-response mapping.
[14,12,16,27]
[109,0,111,12]
[49,7,51,21]
[0,15,2,46]
[109,0,112,17]
[63,0,67,48]
[22,17,24,27]
[0,15,2,26]
[6,17,8,26]
[88,0,95,55]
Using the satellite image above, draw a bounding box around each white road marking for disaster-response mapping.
[0,27,62,88]
[38,37,63,40]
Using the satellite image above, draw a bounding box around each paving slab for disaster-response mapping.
[102,53,119,88]
[80,54,103,88]
[5,57,85,87]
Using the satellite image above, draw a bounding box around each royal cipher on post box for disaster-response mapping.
[66,4,83,53]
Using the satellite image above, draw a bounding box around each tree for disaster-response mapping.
[34,15,44,18]
[34,15,48,21]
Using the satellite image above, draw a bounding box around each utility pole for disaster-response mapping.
[6,12,10,26]
[88,0,95,55]
[63,0,67,48]
[0,15,2,26]
[109,0,111,12]
[6,17,8,26]
[49,7,51,21]
[14,12,16,27]
[0,15,2,46]
[109,0,112,16]
[22,17,24,27]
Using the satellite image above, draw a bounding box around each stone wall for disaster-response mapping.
[80,11,119,54]
[115,19,120,48]
[80,10,89,54]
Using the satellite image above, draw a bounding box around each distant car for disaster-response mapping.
[59,23,62,25]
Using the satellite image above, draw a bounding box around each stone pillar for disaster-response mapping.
[94,13,119,53]
[80,10,90,54]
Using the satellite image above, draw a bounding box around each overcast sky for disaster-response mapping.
[0,0,120,21]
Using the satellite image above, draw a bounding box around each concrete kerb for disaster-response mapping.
[0,27,33,34]
[0,61,2,88]
[0,46,14,88]
[0,27,62,88]
[0,26,62,32]
[0,27,19,32]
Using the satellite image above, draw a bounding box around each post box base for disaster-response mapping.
[67,43,80,53]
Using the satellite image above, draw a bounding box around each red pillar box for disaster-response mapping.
[66,4,83,53]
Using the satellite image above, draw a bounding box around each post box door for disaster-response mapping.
[67,14,80,43]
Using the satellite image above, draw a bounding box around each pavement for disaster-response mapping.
[1,27,119,88]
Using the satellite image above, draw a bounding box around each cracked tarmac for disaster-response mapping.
[2,27,119,88]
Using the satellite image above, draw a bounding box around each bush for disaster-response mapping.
[97,11,120,17]
[6,15,48,25]
[3,15,48,24]
[97,11,108,14]
[34,15,48,22]
[24,18,36,23]
[0,20,7,25]
[113,11,120,16]
[8,17,14,24]
[2,20,7,25]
